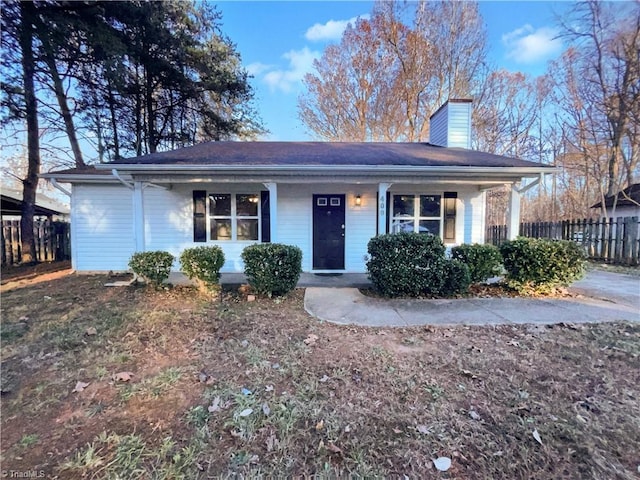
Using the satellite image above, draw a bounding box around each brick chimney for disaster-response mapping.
[429,99,472,149]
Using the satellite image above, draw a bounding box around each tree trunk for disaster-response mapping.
[145,67,156,153]
[41,43,85,168]
[107,85,120,159]
[19,1,40,264]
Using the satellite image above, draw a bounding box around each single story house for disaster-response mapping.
[591,183,640,218]
[42,100,554,274]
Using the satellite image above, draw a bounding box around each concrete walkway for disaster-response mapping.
[304,270,640,327]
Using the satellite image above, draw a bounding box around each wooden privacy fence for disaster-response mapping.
[487,216,640,265]
[1,220,71,266]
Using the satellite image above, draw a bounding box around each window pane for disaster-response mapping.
[210,219,232,240]
[420,195,441,217]
[236,194,258,216]
[419,220,440,236]
[392,218,415,233]
[210,194,231,216]
[393,195,414,216]
[237,219,258,240]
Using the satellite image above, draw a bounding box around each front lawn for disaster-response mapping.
[1,274,638,479]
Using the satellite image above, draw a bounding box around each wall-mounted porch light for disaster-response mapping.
[355,194,362,207]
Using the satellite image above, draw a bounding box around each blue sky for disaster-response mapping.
[216,1,570,141]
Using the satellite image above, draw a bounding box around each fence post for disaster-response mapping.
[614,217,624,262]
[607,217,615,262]
[12,220,21,264]
[622,217,632,264]
[1,222,6,266]
[631,217,640,265]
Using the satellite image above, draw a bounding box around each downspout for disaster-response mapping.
[515,172,546,195]
[49,178,71,197]
[112,168,133,189]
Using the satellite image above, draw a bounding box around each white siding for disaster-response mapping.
[429,105,449,147]
[143,183,377,273]
[72,181,487,273]
[143,186,191,270]
[277,184,377,272]
[143,184,261,273]
[447,102,472,149]
[72,184,134,271]
[429,100,472,149]
[602,205,640,218]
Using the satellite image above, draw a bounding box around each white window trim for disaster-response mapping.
[208,192,261,242]
[390,194,443,236]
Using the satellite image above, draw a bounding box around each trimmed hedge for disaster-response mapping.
[500,237,587,293]
[128,251,174,288]
[180,246,225,291]
[451,243,503,283]
[441,259,472,296]
[366,233,469,297]
[241,243,302,296]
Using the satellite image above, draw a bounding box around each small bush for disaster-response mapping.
[500,237,587,294]
[128,251,174,288]
[451,243,503,283]
[366,233,468,297]
[441,259,472,296]
[180,246,225,291]
[241,243,302,296]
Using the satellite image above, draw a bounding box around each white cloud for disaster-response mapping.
[305,14,370,42]
[502,24,563,64]
[262,47,321,93]
[246,62,273,76]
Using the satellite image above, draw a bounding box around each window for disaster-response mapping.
[209,193,259,241]
[391,194,441,236]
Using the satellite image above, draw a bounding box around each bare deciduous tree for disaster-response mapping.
[557,0,640,198]
[298,0,487,141]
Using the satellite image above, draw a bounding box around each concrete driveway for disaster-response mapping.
[570,270,639,309]
[304,270,639,327]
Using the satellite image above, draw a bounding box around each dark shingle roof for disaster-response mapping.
[592,183,640,209]
[1,185,69,216]
[104,141,543,168]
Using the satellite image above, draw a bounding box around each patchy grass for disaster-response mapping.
[1,273,639,479]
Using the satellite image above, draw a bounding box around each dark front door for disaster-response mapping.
[313,194,345,270]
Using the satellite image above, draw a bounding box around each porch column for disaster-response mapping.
[264,182,278,242]
[378,182,392,235]
[133,181,145,251]
[507,183,521,240]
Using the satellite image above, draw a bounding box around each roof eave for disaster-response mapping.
[43,164,557,184]
[40,173,120,183]
[95,164,556,175]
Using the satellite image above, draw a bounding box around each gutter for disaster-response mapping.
[40,173,121,183]
[95,164,557,176]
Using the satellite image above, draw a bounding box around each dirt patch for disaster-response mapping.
[1,260,72,284]
[1,273,638,479]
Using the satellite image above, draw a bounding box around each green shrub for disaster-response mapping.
[128,251,174,288]
[180,246,225,291]
[366,233,468,297]
[500,237,587,294]
[241,243,302,296]
[451,243,503,283]
[441,259,472,296]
